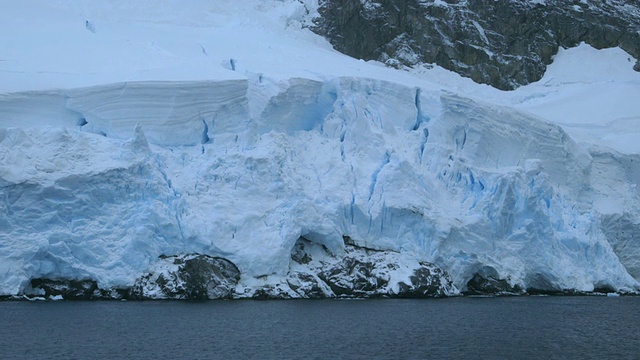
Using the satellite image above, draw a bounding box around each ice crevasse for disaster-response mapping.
[0,75,639,297]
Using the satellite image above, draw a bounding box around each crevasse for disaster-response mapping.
[1,76,639,296]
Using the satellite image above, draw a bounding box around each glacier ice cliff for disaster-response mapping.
[1,76,639,299]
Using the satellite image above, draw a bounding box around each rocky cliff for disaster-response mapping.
[313,0,640,89]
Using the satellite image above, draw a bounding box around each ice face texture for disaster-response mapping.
[1,0,639,297]
[1,76,638,296]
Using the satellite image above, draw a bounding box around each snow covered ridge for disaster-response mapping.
[1,75,639,299]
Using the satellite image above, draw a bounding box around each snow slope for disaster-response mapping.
[1,0,639,296]
[506,44,640,155]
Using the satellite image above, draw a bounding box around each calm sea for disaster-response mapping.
[1,296,638,359]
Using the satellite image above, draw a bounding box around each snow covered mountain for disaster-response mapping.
[1,0,639,300]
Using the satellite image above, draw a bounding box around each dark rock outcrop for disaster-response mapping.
[28,279,101,300]
[318,256,391,297]
[286,237,457,298]
[397,265,457,298]
[250,285,292,300]
[313,0,640,90]
[25,278,131,300]
[287,273,328,298]
[464,273,523,296]
[131,254,241,300]
[21,255,241,301]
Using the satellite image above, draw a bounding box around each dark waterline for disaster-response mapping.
[1,297,639,359]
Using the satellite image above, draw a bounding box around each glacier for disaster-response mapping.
[1,0,639,299]
[1,75,639,297]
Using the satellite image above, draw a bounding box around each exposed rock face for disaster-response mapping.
[464,273,523,296]
[313,0,640,89]
[131,254,241,300]
[21,255,241,301]
[285,237,457,298]
[28,279,102,300]
[14,241,632,300]
[17,246,458,300]
[25,278,130,300]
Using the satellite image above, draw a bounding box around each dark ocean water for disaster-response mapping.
[0,296,638,359]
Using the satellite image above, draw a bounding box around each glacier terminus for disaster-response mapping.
[0,0,639,300]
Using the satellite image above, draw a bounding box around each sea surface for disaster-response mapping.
[1,296,638,359]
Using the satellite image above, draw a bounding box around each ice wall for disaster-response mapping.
[1,76,638,295]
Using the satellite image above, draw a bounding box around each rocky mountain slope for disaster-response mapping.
[314,0,640,89]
